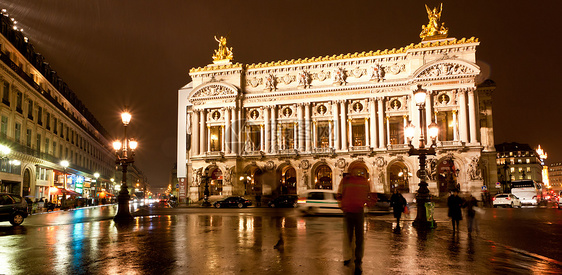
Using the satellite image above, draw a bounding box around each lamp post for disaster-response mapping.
[201,175,211,207]
[112,111,138,222]
[60,160,69,209]
[93,172,100,205]
[405,85,439,229]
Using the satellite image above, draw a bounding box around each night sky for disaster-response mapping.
[1,0,561,188]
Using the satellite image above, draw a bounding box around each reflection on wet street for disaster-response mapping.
[1,208,562,274]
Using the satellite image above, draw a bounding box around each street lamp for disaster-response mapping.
[60,160,69,209]
[201,175,211,207]
[113,111,138,222]
[93,172,100,205]
[405,85,439,229]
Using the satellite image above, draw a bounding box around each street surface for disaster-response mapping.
[0,203,561,274]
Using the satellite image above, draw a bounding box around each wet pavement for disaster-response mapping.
[1,205,561,274]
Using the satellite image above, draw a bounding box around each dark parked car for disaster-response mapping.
[268,195,298,208]
[214,196,252,208]
[0,193,28,226]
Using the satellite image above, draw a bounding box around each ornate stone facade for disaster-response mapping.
[177,36,497,202]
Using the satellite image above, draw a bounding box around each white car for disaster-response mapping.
[297,190,342,215]
[493,193,522,208]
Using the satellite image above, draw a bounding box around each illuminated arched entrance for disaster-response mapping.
[348,161,369,179]
[388,162,410,193]
[278,166,297,194]
[314,164,332,189]
[202,166,223,196]
[437,157,458,196]
[242,166,263,196]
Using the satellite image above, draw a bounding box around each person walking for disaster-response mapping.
[465,194,479,234]
[390,190,407,228]
[337,169,372,274]
[447,189,464,232]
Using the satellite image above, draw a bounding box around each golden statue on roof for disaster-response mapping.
[212,36,234,63]
[420,3,449,41]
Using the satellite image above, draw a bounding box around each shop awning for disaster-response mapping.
[49,187,82,197]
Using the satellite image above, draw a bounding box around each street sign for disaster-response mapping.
[176,183,179,188]
[481,185,487,191]
[495,182,501,189]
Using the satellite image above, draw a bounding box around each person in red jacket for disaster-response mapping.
[337,169,372,274]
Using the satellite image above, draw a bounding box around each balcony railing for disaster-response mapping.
[439,140,463,147]
[350,146,370,151]
[312,147,335,155]
[387,144,410,150]
[278,149,298,155]
[242,150,263,157]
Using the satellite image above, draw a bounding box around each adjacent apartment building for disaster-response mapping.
[0,11,116,202]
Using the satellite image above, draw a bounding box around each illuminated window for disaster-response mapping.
[526,158,530,164]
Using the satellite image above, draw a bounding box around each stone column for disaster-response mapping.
[385,116,390,146]
[332,102,340,150]
[231,107,237,155]
[305,103,311,152]
[377,98,385,148]
[271,105,277,153]
[403,115,408,144]
[340,101,347,150]
[221,125,225,153]
[293,122,298,150]
[260,124,265,151]
[369,98,377,148]
[225,107,231,154]
[468,89,477,144]
[458,89,469,143]
[264,106,270,153]
[313,120,318,148]
[348,118,352,147]
[364,117,369,147]
[200,109,206,154]
[297,104,305,151]
[206,125,211,153]
[193,110,199,156]
[452,110,458,141]
[329,120,333,148]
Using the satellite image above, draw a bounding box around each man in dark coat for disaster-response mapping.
[390,190,407,228]
[465,194,479,233]
[447,189,464,232]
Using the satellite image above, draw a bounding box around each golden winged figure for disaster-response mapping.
[212,36,234,62]
[420,3,449,40]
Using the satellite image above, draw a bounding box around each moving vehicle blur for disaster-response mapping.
[297,190,341,215]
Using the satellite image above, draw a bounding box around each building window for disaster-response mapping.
[0,116,7,137]
[45,138,50,155]
[2,81,9,105]
[37,106,43,125]
[280,123,295,150]
[316,121,330,148]
[36,134,41,152]
[518,159,522,163]
[510,167,515,173]
[526,158,530,164]
[388,117,404,145]
[27,99,33,120]
[209,126,222,152]
[53,118,58,134]
[351,119,366,146]
[244,125,261,151]
[436,111,455,141]
[16,91,22,113]
[26,129,32,147]
[46,112,51,130]
[15,123,21,142]
[53,141,57,157]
